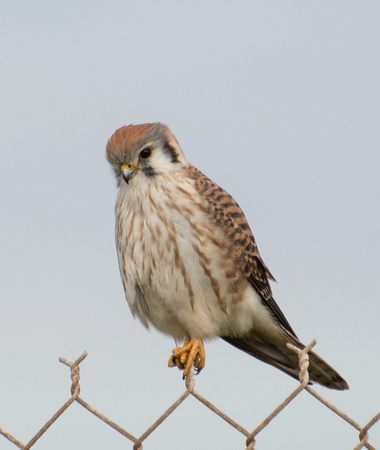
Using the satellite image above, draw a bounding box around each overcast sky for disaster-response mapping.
[1,2,379,449]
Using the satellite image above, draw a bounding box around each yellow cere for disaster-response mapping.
[121,164,134,170]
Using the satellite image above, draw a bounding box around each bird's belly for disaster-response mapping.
[118,216,255,340]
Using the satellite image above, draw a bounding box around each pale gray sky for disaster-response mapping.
[1,1,379,449]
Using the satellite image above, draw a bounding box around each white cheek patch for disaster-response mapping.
[147,149,176,174]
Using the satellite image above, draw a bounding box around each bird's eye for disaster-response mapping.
[139,148,152,159]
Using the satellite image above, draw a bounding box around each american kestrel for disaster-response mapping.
[106,123,348,390]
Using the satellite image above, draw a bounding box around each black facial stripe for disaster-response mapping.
[142,165,157,178]
[163,143,179,163]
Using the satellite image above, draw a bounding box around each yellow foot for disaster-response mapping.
[168,337,206,378]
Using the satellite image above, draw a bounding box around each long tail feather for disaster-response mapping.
[222,333,348,390]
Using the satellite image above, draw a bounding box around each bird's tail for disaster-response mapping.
[222,332,348,390]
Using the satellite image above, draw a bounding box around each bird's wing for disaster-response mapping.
[188,165,297,337]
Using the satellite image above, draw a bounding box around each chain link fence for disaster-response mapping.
[1,340,379,449]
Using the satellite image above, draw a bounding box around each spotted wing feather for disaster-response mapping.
[188,165,297,337]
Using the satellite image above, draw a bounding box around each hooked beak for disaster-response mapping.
[121,164,137,184]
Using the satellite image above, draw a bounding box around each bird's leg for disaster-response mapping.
[168,337,206,378]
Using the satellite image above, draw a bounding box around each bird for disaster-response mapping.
[106,122,348,390]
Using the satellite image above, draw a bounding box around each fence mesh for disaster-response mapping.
[1,340,379,449]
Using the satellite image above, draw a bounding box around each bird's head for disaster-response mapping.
[106,123,187,187]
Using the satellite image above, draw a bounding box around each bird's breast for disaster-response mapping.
[115,176,251,339]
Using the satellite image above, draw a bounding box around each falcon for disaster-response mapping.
[106,122,348,390]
